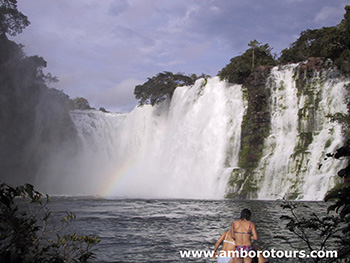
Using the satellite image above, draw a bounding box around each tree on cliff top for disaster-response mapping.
[279,5,350,74]
[134,71,195,106]
[0,0,29,36]
[218,40,276,84]
[69,97,92,110]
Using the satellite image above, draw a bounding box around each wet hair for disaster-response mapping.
[240,209,251,220]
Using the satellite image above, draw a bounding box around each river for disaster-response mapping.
[45,197,331,262]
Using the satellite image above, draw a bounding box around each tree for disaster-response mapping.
[248,39,261,69]
[218,41,276,84]
[69,97,92,110]
[0,0,29,37]
[0,183,100,262]
[134,71,195,106]
[0,3,78,185]
[278,85,350,263]
[279,5,350,75]
[278,201,344,263]
[322,83,350,260]
[323,148,350,261]
[279,178,350,262]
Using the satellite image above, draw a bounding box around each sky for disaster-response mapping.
[12,0,349,112]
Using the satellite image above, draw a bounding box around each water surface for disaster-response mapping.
[47,198,329,262]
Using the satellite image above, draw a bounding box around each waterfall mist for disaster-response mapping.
[37,77,244,199]
[32,66,348,200]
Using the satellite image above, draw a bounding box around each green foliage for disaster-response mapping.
[134,71,195,106]
[190,73,211,80]
[238,125,269,169]
[0,0,29,36]
[69,97,92,110]
[0,183,100,263]
[218,40,276,84]
[293,132,314,157]
[99,107,109,113]
[0,33,77,182]
[278,201,346,262]
[335,49,350,76]
[280,70,350,262]
[237,76,271,190]
[280,5,350,75]
[324,147,350,253]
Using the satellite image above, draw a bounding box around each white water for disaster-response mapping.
[255,65,348,200]
[254,64,301,199]
[39,77,245,199]
[38,65,348,200]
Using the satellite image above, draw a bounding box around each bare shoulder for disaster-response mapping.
[221,231,228,238]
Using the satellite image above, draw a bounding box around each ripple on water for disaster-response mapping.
[42,198,329,263]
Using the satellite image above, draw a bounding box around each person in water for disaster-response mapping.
[213,230,236,263]
[231,208,258,263]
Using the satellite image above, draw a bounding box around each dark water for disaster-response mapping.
[45,197,329,263]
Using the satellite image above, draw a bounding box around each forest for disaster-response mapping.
[0,1,349,262]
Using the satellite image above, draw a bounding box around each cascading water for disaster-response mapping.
[252,64,348,200]
[37,64,348,200]
[253,64,301,199]
[38,77,245,199]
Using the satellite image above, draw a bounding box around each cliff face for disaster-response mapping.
[0,35,78,186]
[227,66,272,198]
[0,37,346,200]
[240,66,272,168]
[226,59,348,199]
[238,59,328,172]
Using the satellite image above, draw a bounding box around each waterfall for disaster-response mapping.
[253,65,348,200]
[37,65,348,200]
[38,77,245,199]
[253,64,301,199]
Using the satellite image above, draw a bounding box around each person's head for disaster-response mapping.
[240,208,251,220]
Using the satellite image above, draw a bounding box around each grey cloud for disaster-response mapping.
[88,78,141,112]
[314,6,345,23]
[108,0,129,16]
[12,0,350,113]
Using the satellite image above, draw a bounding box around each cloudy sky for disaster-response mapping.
[13,0,349,112]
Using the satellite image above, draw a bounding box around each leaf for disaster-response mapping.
[25,183,34,199]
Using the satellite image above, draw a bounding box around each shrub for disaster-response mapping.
[0,183,100,263]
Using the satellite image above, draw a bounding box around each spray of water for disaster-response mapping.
[38,77,244,199]
[36,66,348,200]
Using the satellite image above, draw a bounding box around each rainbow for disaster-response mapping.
[98,157,137,197]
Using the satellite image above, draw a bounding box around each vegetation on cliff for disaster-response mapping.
[69,97,93,110]
[134,5,349,109]
[134,71,197,106]
[218,5,349,86]
[0,1,349,260]
[218,41,276,198]
[218,40,276,84]
[275,8,350,258]
[0,0,29,36]
[0,5,100,259]
[222,6,350,198]
[279,5,350,75]
[0,0,78,184]
[279,105,350,261]
[322,83,350,260]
